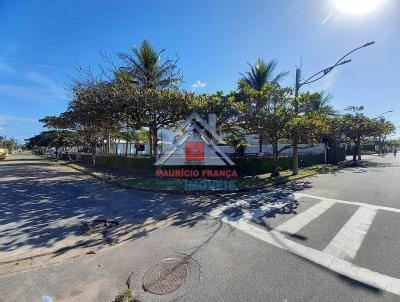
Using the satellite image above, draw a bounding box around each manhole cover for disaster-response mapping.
[143,259,188,295]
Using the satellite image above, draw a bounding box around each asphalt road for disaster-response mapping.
[0,153,209,264]
[1,153,400,302]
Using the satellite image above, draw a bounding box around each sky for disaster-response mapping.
[0,0,399,143]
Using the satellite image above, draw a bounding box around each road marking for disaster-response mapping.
[273,199,335,235]
[210,210,400,296]
[323,207,377,260]
[209,190,291,220]
[294,193,400,213]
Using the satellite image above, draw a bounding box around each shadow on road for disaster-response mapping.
[213,178,385,297]
[2,154,383,297]
[0,155,214,261]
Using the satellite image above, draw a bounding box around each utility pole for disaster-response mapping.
[291,41,375,175]
[292,69,301,175]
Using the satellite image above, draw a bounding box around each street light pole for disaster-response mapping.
[374,110,393,120]
[292,41,375,175]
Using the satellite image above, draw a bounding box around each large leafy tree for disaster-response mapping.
[0,136,18,152]
[339,106,395,163]
[190,91,240,130]
[236,83,329,176]
[118,40,184,157]
[141,88,195,158]
[25,130,77,154]
[239,58,288,152]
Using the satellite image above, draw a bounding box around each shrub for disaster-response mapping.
[78,152,328,176]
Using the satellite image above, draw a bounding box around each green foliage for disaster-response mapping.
[232,153,325,175]
[25,130,78,150]
[114,288,135,302]
[118,39,182,89]
[340,107,395,145]
[190,91,238,125]
[386,139,400,147]
[0,136,18,152]
[239,58,288,90]
[77,152,325,176]
[298,91,335,115]
[27,40,395,171]
[234,82,329,175]
[80,154,155,174]
[223,129,250,156]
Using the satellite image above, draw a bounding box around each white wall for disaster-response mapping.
[218,143,325,155]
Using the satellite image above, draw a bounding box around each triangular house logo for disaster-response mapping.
[155,112,235,166]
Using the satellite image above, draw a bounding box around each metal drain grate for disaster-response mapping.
[143,259,188,295]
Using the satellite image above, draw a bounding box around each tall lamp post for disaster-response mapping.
[292,41,375,174]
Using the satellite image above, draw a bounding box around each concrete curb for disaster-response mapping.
[59,160,319,196]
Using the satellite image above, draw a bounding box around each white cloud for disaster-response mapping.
[310,68,340,92]
[0,114,37,123]
[191,80,207,89]
[0,62,15,73]
[0,71,65,102]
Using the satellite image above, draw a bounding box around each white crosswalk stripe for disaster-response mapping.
[273,199,335,236]
[323,206,377,260]
[209,192,400,296]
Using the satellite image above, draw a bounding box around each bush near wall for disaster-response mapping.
[346,143,376,155]
[336,146,346,162]
[327,146,346,164]
[77,151,336,176]
[362,144,376,152]
[233,153,325,176]
[81,154,156,175]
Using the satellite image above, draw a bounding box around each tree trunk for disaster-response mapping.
[258,134,263,154]
[292,136,299,175]
[357,142,362,161]
[353,143,358,163]
[92,143,96,166]
[107,133,111,155]
[272,142,280,177]
[125,140,129,157]
[148,131,153,157]
[332,143,337,164]
[151,126,158,160]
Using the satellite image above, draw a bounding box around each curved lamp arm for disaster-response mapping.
[300,42,375,87]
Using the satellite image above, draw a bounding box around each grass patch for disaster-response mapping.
[236,167,316,189]
[361,150,377,155]
[114,289,135,302]
[122,164,335,191]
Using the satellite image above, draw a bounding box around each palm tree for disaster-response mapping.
[239,58,288,153]
[118,40,183,157]
[240,58,288,90]
[301,91,336,115]
[118,39,182,90]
